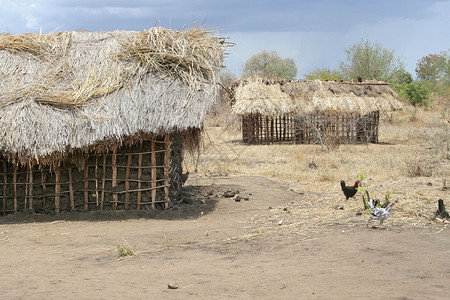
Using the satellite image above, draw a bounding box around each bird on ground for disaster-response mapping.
[435,199,450,219]
[340,180,360,200]
[181,172,189,186]
[367,198,395,226]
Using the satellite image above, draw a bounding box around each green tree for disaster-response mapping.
[416,50,449,83]
[415,50,449,96]
[242,50,297,80]
[305,67,344,80]
[340,39,404,81]
[390,70,431,107]
[404,82,431,107]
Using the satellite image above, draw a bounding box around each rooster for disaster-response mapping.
[367,198,395,226]
[181,172,189,186]
[340,180,360,200]
[435,199,450,219]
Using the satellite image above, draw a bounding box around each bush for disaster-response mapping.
[403,82,431,107]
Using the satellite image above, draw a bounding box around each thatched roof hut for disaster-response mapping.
[232,78,402,116]
[0,27,225,214]
[231,78,402,144]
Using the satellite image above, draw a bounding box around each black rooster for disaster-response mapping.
[181,172,189,186]
[435,199,450,219]
[340,180,360,200]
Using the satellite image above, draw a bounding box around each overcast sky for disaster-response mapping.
[1,0,449,78]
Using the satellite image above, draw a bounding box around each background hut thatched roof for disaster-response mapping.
[231,78,402,116]
[0,27,225,164]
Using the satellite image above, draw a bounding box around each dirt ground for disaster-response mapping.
[1,175,449,299]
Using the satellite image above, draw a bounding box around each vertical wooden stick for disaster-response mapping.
[101,154,106,211]
[28,167,33,210]
[151,140,157,209]
[255,115,260,144]
[54,169,61,214]
[13,165,18,213]
[137,141,143,210]
[41,170,47,209]
[84,159,89,211]
[95,157,99,206]
[265,117,269,143]
[24,167,28,210]
[68,167,74,211]
[112,148,118,210]
[125,151,132,209]
[164,134,171,210]
[2,160,6,215]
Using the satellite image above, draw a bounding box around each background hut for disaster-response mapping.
[0,27,224,214]
[231,78,402,145]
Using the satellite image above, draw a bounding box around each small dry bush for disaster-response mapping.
[405,157,433,177]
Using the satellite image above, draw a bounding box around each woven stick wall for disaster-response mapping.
[0,134,178,215]
[242,111,379,145]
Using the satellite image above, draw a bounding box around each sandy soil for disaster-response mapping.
[1,175,449,299]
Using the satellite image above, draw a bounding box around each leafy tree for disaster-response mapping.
[242,50,297,80]
[416,50,449,83]
[415,50,449,96]
[390,69,413,85]
[390,70,431,107]
[340,39,404,81]
[403,82,431,107]
[305,67,344,81]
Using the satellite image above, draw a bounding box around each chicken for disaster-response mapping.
[367,199,395,226]
[181,172,189,186]
[340,180,360,200]
[435,199,450,219]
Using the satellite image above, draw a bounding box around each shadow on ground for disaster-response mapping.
[0,183,241,224]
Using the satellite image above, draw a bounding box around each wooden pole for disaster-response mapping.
[255,115,260,144]
[164,134,171,210]
[84,160,89,211]
[41,170,46,209]
[101,154,106,211]
[125,150,132,209]
[28,167,33,210]
[54,169,61,214]
[112,148,118,210]
[68,167,74,211]
[95,157,99,206]
[2,160,6,215]
[13,165,18,213]
[24,167,28,210]
[151,140,157,209]
[137,141,143,210]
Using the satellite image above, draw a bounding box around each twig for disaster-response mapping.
[430,223,448,235]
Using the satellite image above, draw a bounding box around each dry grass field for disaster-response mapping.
[186,106,450,231]
[1,104,449,299]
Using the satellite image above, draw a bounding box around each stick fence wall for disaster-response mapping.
[242,111,379,145]
[0,134,182,215]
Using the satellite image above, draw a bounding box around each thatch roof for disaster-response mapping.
[231,78,402,116]
[0,27,225,165]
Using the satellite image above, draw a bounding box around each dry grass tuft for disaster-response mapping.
[0,32,72,58]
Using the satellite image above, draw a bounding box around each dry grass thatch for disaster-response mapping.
[0,27,225,165]
[231,77,402,116]
[117,26,224,89]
